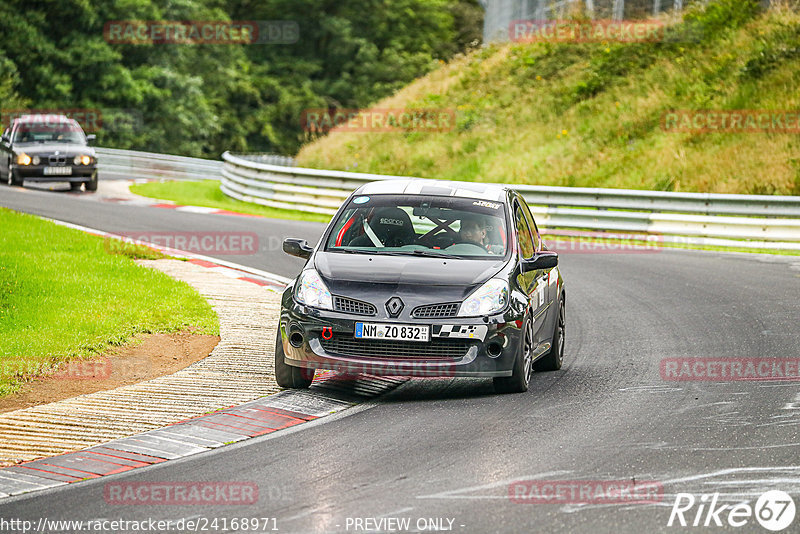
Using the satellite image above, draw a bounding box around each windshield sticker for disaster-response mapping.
[354,196,370,204]
[473,201,501,210]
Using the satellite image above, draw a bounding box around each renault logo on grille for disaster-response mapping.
[385,297,404,317]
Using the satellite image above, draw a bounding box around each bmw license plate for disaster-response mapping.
[44,166,72,176]
[355,322,430,342]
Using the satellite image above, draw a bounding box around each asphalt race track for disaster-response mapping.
[2,183,800,533]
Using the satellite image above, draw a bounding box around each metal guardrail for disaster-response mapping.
[221,151,800,251]
[96,147,222,181]
[233,153,297,167]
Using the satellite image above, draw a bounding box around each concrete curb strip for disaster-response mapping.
[0,258,407,499]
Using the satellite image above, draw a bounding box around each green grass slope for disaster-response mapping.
[297,1,800,195]
[0,208,218,396]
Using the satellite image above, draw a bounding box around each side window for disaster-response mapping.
[519,199,541,252]
[514,205,535,259]
[1,127,9,141]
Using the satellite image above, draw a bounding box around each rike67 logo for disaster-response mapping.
[668,491,796,531]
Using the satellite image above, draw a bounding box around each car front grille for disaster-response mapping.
[412,302,460,318]
[333,296,377,316]
[48,155,67,166]
[320,335,470,360]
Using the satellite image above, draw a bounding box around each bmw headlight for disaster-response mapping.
[16,153,32,165]
[458,279,508,317]
[74,155,92,165]
[294,270,333,310]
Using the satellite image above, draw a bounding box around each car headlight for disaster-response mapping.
[458,279,508,317]
[32,156,40,165]
[16,153,31,165]
[294,270,333,310]
[74,155,92,165]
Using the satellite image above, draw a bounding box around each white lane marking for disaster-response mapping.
[376,507,414,518]
[175,206,219,214]
[685,443,800,450]
[283,506,329,522]
[658,466,800,487]
[617,385,682,392]
[561,467,800,514]
[43,217,291,285]
[415,471,572,500]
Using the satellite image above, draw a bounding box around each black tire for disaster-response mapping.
[274,329,313,389]
[493,315,534,394]
[534,296,565,372]
[8,169,22,187]
[85,174,98,192]
[70,181,83,192]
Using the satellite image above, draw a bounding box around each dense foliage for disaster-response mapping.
[0,0,482,157]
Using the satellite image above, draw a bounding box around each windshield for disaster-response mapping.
[12,122,86,144]
[325,194,509,259]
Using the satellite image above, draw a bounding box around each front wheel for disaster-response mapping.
[7,169,22,187]
[85,174,98,192]
[534,297,565,371]
[274,329,313,389]
[493,315,533,394]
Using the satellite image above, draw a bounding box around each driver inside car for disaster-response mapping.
[458,216,487,248]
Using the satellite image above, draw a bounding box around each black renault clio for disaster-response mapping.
[277,179,565,394]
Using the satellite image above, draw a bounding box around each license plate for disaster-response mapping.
[44,166,72,176]
[355,323,430,342]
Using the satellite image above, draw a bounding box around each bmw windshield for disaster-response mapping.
[12,122,86,144]
[325,194,510,259]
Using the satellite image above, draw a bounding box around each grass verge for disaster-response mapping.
[0,208,219,397]
[130,180,332,223]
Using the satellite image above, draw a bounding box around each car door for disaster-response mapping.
[513,201,549,347]
[519,198,556,337]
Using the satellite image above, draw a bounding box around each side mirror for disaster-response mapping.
[283,238,313,259]
[522,251,558,273]
[85,134,97,144]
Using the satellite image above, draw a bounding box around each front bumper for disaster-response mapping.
[12,164,97,182]
[280,299,524,378]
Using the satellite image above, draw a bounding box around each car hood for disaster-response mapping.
[315,251,504,285]
[13,143,94,155]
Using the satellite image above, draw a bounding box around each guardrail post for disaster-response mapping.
[612,0,625,20]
